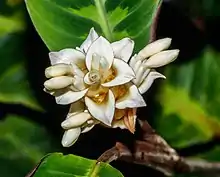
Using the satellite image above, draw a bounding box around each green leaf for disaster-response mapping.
[0,115,60,177]
[155,48,220,148]
[25,0,161,51]
[0,62,42,111]
[32,153,123,177]
[0,12,25,37]
[0,34,42,111]
[0,2,41,110]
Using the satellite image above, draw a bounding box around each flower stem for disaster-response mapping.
[94,0,113,41]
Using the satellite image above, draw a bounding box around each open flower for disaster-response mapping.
[44,28,146,127]
[43,28,179,147]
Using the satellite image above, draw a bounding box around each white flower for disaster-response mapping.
[44,28,146,126]
[43,28,180,147]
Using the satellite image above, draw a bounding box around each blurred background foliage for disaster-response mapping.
[1,0,220,177]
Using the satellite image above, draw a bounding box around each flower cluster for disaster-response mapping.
[44,28,179,147]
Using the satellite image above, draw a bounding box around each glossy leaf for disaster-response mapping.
[25,0,161,51]
[32,153,123,177]
[0,115,60,177]
[155,48,220,148]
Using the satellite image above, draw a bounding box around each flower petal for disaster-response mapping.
[123,108,137,133]
[86,36,114,70]
[116,84,146,109]
[85,90,115,126]
[129,54,138,70]
[44,76,73,90]
[49,48,85,65]
[112,119,127,129]
[144,49,179,68]
[61,112,92,129]
[139,68,151,85]
[67,101,85,117]
[80,27,99,53]
[45,64,72,78]
[81,124,95,133]
[133,60,142,73]
[133,68,150,87]
[111,38,134,62]
[91,53,101,71]
[132,65,144,86]
[71,63,85,78]
[61,128,81,147]
[102,58,135,87]
[138,70,166,94]
[51,88,88,105]
[73,75,86,90]
[137,38,172,59]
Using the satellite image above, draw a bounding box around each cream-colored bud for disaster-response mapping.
[44,76,73,90]
[144,49,179,68]
[61,112,92,129]
[138,70,166,94]
[45,64,72,78]
[138,38,172,59]
[61,128,81,147]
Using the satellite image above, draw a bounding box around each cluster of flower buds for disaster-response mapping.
[43,28,179,147]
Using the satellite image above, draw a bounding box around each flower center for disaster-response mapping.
[88,70,100,84]
[111,85,127,100]
[87,86,108,104]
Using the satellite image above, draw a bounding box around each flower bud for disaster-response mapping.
[138,38,172,59]
[44,76,73,90]
[138,70,165,94]
[61,112,92,129]
[45,64,72,78]
[144,49,179,68]
[61,128,81,147]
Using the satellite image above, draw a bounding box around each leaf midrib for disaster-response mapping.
[94,0,113,41]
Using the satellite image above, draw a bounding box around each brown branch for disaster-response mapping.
[98,120,220,176]
[149,1,162,43]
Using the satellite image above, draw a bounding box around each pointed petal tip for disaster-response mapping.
[111,38,134,62]
[116,84,146,109]
[49,49,85,65]
[86,36,113,70]
[138,71,166,94]
[85,90,115,126]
